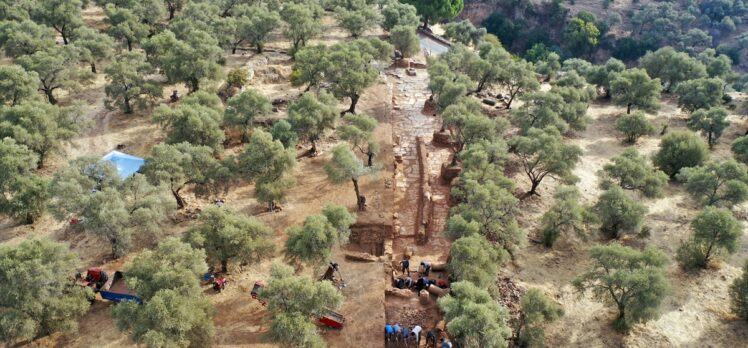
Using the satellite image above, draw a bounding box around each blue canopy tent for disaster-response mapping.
[102,151,145,179]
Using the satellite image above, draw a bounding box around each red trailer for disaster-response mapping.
[318,309,345,329]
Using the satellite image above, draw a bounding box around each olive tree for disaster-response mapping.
[730,260,748,320]
[261,262,344,347]
[0,20,56,58]
[389,25,420,58]
[104,4,150,51]
[639,46,707,93]
[677,207,742,270]
[287,91,338,156]
[443,97,505,162]
[593,185,648,239]
[144,30,223,92]
[230,4,280,53]
[141,142,228,209]
[448,234,505,288]
[291,45,329,92]
[185,206,275,273]
[0,239,92,344]
[270,119,298,149]
[112,238,214,348]
[104,51,162,114]
[438,281,511,348]
[615,111,655,144]
[335,2,381,38]
[443,20,486,46]
[449,179,521,256]
[600,149,668,198]
[0,139,47,223]
[732,135,748,164]
[550,71,595,131]
[540,186,591,248]
[70,26,115,74]
[381,1,419,31]
[0,101,83,167]
[224,89,272,142]
[32,0,84,45]
[152,92,225,151]
[0,64,39,106]
[517,289,563,348]
[687,107,729,148]
[654,131,709,178]
[677,160,748,207]
[325,144,375,211]
[511,92,567,134]
[325,39,393,114]
[675,78,725,113]
[17,45,94,105]
[338,114,380,166]
[585,58,625,98]
[282,3,322,53]
[610,68,661,114]
[511,127,582,196]
[574,245,669,332]
[285,205,356,266]
[237,130,296,211]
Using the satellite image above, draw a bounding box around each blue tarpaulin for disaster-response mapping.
[102,151,145,179]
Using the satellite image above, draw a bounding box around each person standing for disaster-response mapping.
[412,325,422,347]
[426,330,438,347]
[400,258,410,275]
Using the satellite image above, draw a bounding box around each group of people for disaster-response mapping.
[384,324,451,348]
[384,323,422,347]
[399,259,431,277]
[395,258,450,292]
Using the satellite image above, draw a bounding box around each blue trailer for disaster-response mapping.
[99,271,141,304]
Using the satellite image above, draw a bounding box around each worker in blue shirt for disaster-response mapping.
[401,326,410,342]
[385,323,394,341]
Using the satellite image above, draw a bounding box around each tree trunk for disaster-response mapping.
[172,189,186,209]
[708,132,713,149]
[127,39,133,52]
[367,151,374,167]
[423,16,430,29]
[221,259,228,273]
[268,201,276,212]
[310,139,318,156]
[37,151,46,169]
[123,96,132,114]
[352,178,365,211]
[526,178,541,196]
[90,62,97,74]
[515,313,525,344]
[44,89,57,105]
[256,42,264,53]
[627,103,632,114]
[343,94,360,115]
[169,7,176,20]
[505,89,518,109]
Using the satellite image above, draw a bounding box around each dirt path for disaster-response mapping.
[386,66,453,331]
